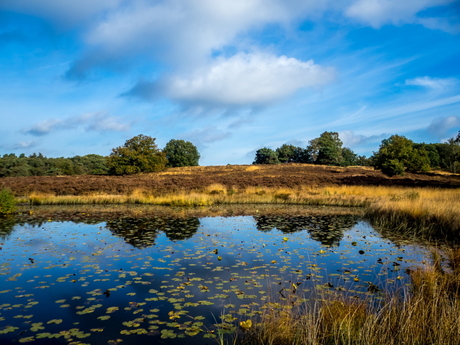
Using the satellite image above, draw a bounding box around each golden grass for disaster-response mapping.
[245,165,260,172]
[20,185,460,237]
[365,188,460,238]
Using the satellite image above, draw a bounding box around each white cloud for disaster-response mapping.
[78,112,131,132]
[345,0,454,29]
[26,119,67,136]
[58,0,328,77]
[339,130,387,147]
[5,0,455,80]
[161,53,335,106]
[427,115,460,137]
[14,141,37,149]
[184,126,232,144]
[79,0,323,68]
[418,16,460,34]
[405,76,458,90]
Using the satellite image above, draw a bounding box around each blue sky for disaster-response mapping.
[1,0,459,165]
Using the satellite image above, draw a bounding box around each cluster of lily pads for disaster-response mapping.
[0,212,431,344]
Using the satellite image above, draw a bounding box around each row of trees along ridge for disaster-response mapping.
[253,131,460,176]
[1,131,458,177]
[0,136,200,177]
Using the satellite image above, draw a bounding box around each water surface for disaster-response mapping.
[0,212,431,344]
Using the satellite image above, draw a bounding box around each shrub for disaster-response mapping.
[0,188,17,214]
[381,159,405,177]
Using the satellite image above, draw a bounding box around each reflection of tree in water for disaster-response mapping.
[106,217,200,248]
[0,216,17,240]
[254,215,359,247]
[162,218,200,241]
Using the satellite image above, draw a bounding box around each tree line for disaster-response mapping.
[0,136,200,177]
[253,131,460,176]
[1,131,459,177]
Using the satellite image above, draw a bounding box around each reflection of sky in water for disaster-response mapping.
[0,216,431,345]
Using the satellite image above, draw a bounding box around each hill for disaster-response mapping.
[1,164,459,196]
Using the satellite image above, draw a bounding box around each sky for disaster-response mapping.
[1,0,459,166]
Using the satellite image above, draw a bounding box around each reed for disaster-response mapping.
[365,188,460,239]
[21,185,460,237]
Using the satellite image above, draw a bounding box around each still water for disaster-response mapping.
[0,212,430,344]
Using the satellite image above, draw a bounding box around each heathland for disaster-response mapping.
[1,164,460,345]
[1,163,459,237]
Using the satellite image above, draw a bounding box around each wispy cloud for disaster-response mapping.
[339,130,389,149]
[13,141,37,149]
[345,0,455,29]
[25,111,130,136]
[26,119,69,136]
[405,76,458,90]
[183,126,232,145]
[427,115,460,138]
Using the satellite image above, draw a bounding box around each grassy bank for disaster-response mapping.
[364,187,460,239]
[18,184,460,237]
[22,184,373,207]
[231,248,460,345]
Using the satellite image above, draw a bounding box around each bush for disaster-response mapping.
[0,188,17,214]
[253,148,279,164]
[381,159,405,177]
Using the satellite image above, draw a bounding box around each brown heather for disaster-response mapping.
[1,164,457,235]
[2,164,460,344]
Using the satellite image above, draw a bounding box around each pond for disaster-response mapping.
[0,208,433,344]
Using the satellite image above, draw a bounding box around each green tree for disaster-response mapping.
[71,154,109,175]
[443,137,460,173]
[164,139,200,167]
[312,132,343,166]
[253,148,279,164]
[108,134,167,175]
[0,154,32,177]
[356,155,371,166]
[372,135,431,176]
[341,147,358,166]
[414,143,441,169]
[292,147,311,163]
[305,138,320,163]
[381,159,405,177]
[405,147,431,173]
[276,144,297,163]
